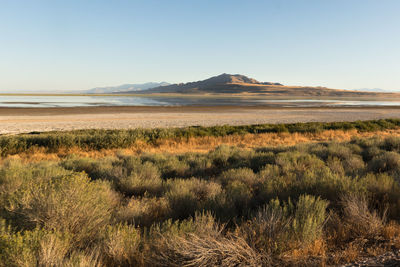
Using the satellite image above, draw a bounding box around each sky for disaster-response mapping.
[0,0,400,92]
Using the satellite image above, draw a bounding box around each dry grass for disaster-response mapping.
[282,239,327,266]
[150,232,263,267]
[5,128,400,163]
[341,194,386,239]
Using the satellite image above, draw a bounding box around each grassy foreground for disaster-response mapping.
[2,121,400,266]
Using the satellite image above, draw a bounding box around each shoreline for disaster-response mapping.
[2,105,400,116]
[3,106,400,135]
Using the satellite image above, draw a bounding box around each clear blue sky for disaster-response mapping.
[1,0,400,92]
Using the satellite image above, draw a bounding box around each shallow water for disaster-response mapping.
[0,95,400,107]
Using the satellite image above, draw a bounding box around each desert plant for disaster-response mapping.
[148,212,263,267]
[238,198,292,255]
[5,172,119,246]
[369,151,400,173]
[292,194,329,244]
[165,178,222,219]
[341,194,386,239]
[117,197,170,226]
[115,162,163,197]
[102,223,142,266]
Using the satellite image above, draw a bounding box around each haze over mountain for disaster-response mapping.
[85,82,170,94]
[350,88,391,93]
[126,74,393,97]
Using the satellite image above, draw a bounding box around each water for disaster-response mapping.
[0,95,400,107]
[0,95,170,108]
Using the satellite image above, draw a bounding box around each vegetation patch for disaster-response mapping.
[2,119,400,156]
[2,127,400,265]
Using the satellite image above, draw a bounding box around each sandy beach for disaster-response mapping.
[2,106,400,134]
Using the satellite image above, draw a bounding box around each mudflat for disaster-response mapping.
[2,106,400,134]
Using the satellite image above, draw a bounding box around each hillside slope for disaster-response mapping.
[132,73,389,97]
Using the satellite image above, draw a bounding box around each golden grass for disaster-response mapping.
[5,128,400,163]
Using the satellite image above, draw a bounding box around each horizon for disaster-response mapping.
[1,0,400,92]
[1,73,397,94]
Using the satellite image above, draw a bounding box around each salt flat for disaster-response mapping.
[2,106,400,134]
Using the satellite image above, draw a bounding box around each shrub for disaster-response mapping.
[275,152,326,176]
[102,223,142,266]
[369,151,400,173]
[382,136,400,152]
[325,143,353,160]
[115,162,163,197]
[218,168,258,189]
[5,172,119,246]
[239,195,328,254]
[341,194,386,239]
[165,178,222,219]
[207,145,250,171]
[342,155,365,176]
[258,164,281,181]
[326,157,345,176]
[362,146,382,162]
[62,250,103,267]
[117,197,170,227]
[142,154,189,178]
[148,212,262,267]
[238,198,292,255]
[292,194,329,244]
[0,223,71,267]
[61,156,116,180]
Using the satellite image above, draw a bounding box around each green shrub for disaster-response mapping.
[325,143,353,160]
[5,171,118,246]
[240,195,328,253]
[342,155,365,176]
[61,156,116,180]
[218,168,258,189]
[142,154,190,178]
[326,157,345,176]
[292,194,328,244]
[382,136,400,152]
[0,222,71,267]
[369,151,400,173]
[115,162,163,197]
[102,223,142,266]
[4,129,400,265]
[275,151,326,176]
[117,197,170,227]
[165,178,222,219]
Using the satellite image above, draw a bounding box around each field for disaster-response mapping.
[1,120,400,266]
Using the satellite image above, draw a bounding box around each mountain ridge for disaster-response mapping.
[128,73,284,94]
[126,74,384,97]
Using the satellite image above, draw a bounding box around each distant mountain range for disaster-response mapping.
[85,74,398,97]
[120,73,393,97]
[85,82,170,94]
[128,73,283,94]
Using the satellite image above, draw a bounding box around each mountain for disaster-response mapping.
[131,73,284,94]
[86,82,170,94]
[132,74,386,97]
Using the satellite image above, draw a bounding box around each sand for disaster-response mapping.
[2,106,400,134]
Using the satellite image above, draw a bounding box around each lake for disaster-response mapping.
[1,95,400,108]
